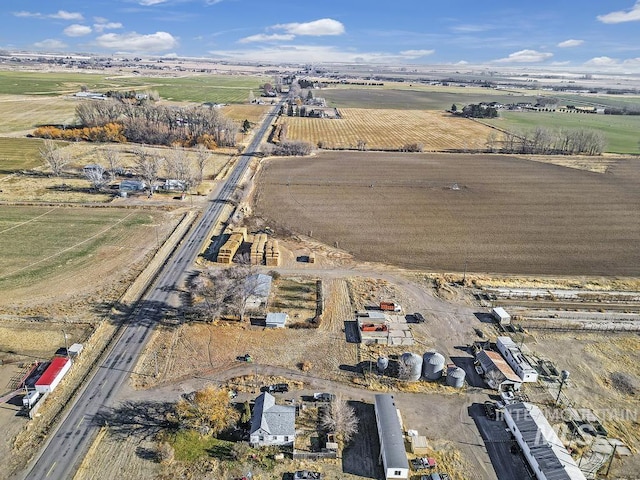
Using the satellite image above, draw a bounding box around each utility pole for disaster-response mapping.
[605,443,618,477]
[61,329,69,358]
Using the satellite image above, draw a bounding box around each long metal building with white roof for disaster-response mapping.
[504,402,587,480]
[374,394,409,479]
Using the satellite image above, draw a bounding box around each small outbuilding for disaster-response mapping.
[491,307,511,325]
[119,179,146,192]
[475,350,522,392]
[265,312,288,328]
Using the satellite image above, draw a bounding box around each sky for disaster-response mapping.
[2,1,640,72]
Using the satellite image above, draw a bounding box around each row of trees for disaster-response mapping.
[491,127,607,155]
[73,99,239,148]
[39,140,211,194]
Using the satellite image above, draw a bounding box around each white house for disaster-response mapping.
[374,394,409,479]
[249,392,295,447]
[497,336,539,383]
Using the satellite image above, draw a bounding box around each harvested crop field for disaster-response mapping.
[0,205,182,312]
[277,108,494,151]
[253,152,640,277]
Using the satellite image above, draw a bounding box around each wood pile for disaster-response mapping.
[251,233,268,265]
[217,227,247,264]
[265,238,281,266]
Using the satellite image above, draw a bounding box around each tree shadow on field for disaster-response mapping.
[93,400,176,441]
[135,445,160,462]
[92,299,181,329]
[342,401,383,479]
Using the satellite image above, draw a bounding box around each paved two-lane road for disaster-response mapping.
[22,102,281,480]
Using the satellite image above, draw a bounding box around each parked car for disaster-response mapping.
[293,470,322,479]
[261,383,289,393]
[484,401,497,420]
[421,474,450,480]
[313,392,336,402]
[411,457,436,470]
[413,312,425,323]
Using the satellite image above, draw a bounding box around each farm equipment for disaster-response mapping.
[236,354,253,363]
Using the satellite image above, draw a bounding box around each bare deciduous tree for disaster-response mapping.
[85,164,108,191]
[40,139,70,177]
[320,397,358,444]
[102,147,121,181]
[165,146,196,193]
[195,144,210,184]
[133,146,163,195]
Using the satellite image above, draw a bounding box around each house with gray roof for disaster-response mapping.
[250,392,296,447]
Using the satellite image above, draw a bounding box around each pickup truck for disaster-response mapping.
[293,470,322,479]
[261,383,289,393]
[313,392,336,402]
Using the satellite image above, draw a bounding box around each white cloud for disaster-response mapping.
[451,24,493,33]
[14,11,41,18]
[272,18,345,36]
[494,49,553,63]
[139,0,169,5]
[51,10,84,21]
[597,1,640,23]
[239,33,295,44]
[584,56,619,66]
[34,39,68,50]
[557,39,583,48]
[64,24,92,37]
[13,10,84,21]
[96,31,178,52]
[94,21,123,33]
[399,49,435,58]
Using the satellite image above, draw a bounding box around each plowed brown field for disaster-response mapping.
[278,108,494,151]
[253,152,640,277]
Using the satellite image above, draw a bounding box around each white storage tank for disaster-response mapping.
[423,352,445,381]
[399,352,422,382]
[446,366,466,388]
[377,357,389,374]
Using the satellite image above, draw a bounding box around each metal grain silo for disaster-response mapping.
[446,366,466,388]
[399,352,423,382]
[423,351,445,381]
[376,357,389,374]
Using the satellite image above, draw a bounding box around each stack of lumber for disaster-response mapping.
[251,233,268,265]
[217,227,247,264]
[265,239,281,266]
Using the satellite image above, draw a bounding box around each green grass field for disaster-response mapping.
[0,71,264,103]
[483,111,640,154]
[0,138,45,174]
[0,206,156,291]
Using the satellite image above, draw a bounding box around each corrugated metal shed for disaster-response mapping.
[476,350,521,383]
[35,357,72,393]
[266,312,288,328]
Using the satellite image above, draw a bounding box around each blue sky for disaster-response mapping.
[2,1,640,71]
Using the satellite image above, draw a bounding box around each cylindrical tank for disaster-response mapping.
[423,352,445,381]
[446,366,466,388]
[376,357,389,374]
[399,352,422,382]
